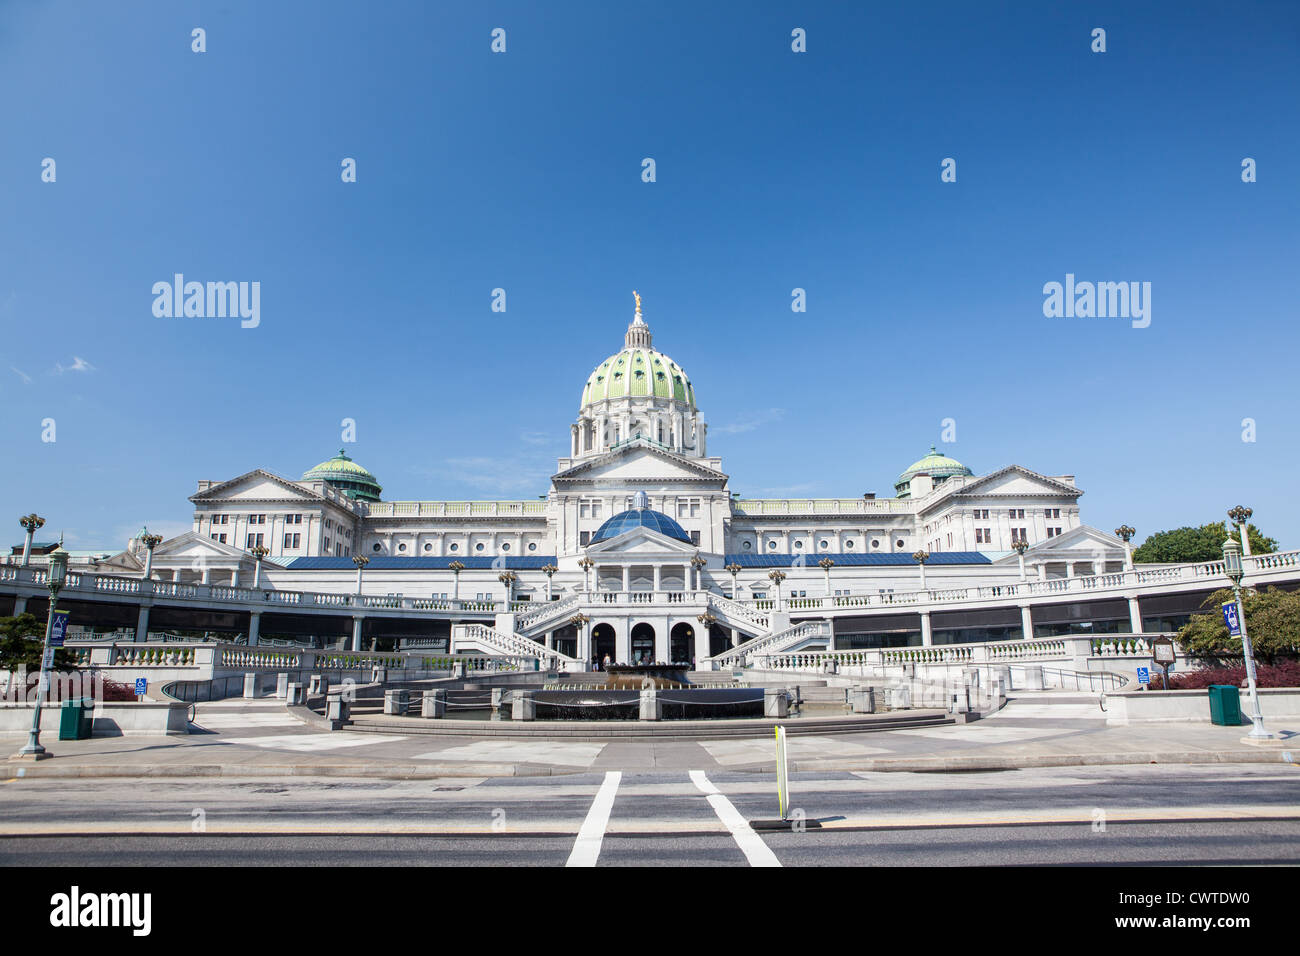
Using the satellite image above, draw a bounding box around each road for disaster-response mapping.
[2,764,1297,866]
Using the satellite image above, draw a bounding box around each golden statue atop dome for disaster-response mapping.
[633,290,642,313]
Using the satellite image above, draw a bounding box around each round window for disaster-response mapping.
[819,540,828,549]
[846,540,854,549]
[768,541,777,550]
[871,539,879,548]
[424,543,432,552]
[475,543,484,552]
[398,543,406,553]
[794,541,803,550]
[742,541,751,550]
[528,542,536,552]
[502,543,510,552]
[372,543,381,553]
[449,543,458,552]
[896,540,904,548]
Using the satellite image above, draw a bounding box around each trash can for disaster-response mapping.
[58,697,94,740]
[1208,685,1243,726]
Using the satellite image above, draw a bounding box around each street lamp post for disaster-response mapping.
[250,544,269,589]
[767,569,786,610]
[570,612,591,667]
[18,514,44,568]
[498,570,517,608]
[578,556,595,592]
[541,564,558,601]
[141,532,164,581]
[1222,538,1272,739]
[12,546,69,761]
[1227,506,1253,557]
[1011,539,1029,581]
[352,555,369,594]
[690,554,707,592]
[724,562,742,600]
[448,560,464,603]
[818,557,835,597]
[1114,525,1136,571]
[913,550,930,591]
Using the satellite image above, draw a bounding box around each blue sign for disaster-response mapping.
[134,678,148,696]
[1222,603,1241,636]
[48,610,70,648]
[1136,667,1150,685]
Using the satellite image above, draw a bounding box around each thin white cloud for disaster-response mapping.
[55,356,94,374]
[10,367,32,385]
[714,407,785,435]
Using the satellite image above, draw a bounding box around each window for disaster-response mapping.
[246,533,264,548]
[335,543,342,556]
[871,539,880,548]
[324,536,331,550]
[1047,527,1062,538]
[449,543,458,552]
[502,543,510,551]
[973,509,989,519]
[424,543,433,552]
[743,541,752,550]
[211,534,227,544]
[1009,509,1025,519]
[1012,528,1028,542]
[1046,508,1060,519]
[845,540,854,549]
[285,514,302,525]
[475,543,484,552]
[283,533,300,549]
[373,543,382,552]
[528,542,537,551]
[690,531,700,546]
[397,543,406,552]
[580,531,590,546]
[768,540,777,550]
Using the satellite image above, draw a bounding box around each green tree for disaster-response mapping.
[1178,587,1300,665]
[1133,521,1277,564]
[0,613,77,670]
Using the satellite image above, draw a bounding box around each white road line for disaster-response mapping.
[566,771,622,867]
[689,770,782,868]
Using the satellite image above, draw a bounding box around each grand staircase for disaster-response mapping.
[710,619,832,666]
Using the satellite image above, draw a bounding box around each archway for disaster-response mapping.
[670,622,694,664]
[709,623,730,657]
[592,623,616,667]
[630,622,656,664]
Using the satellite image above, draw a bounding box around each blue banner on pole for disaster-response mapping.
[48,610,70,648]
[1222,603,1241,636]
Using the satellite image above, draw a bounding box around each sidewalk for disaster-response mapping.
[2,695,1296,780]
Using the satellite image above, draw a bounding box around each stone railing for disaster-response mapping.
[732,498,912,515]
[457,623,578,663]
[706,594,770,630]
[711,619,831,664]
[514,594,581,632]
[364,500,547,518]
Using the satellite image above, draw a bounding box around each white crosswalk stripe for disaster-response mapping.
[567,771,621,867]
[217,733,406,752]
[690,771,781,867]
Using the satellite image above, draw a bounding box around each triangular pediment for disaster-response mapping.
[190,469,324,504]
[553,443,727,485]
[950,465,1082,499]
[584,525,699,557]
[993,525,1124,563]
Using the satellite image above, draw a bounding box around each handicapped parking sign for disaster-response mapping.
[1222,603,1241,636]
[1136,667,1150,685]
[134,678,148,696]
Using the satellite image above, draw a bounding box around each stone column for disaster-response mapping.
[653,565,661,594]
[622,566,630,593]
[13,595,28,615]
[693,623,710,668]
[920,610,933,647]
[248,611,261,647]
[1127,596,1143,634]
[1020,605,1034,640]
[544,631,553,650]
[135,605,151,643]
[351,616,364,652]
[231,569,240,587]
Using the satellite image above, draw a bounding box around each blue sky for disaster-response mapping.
[1,0,1297,551]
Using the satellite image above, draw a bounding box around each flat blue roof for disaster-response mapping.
[722,552,992,568]
[286,556,559,571]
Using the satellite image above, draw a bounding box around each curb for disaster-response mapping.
[0,761,575,781]
[768,749,1299,774]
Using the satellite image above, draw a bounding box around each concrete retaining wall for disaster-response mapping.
[0,701,190,736]
[1106,687,1300,725]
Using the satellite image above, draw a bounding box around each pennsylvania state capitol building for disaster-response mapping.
[60,297,1165,666]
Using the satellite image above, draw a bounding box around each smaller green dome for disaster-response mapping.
[895,445,973,497]
[302,449,383,502]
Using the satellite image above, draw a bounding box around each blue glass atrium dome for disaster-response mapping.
[589,492,692,545]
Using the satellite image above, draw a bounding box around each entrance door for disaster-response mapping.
[670,622,694,664]
[591,623,616,667]
[630,622,656,664]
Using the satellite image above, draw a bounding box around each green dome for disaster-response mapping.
[302,449,383,502]
[581,346,696,410]
[895,445,973,497]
